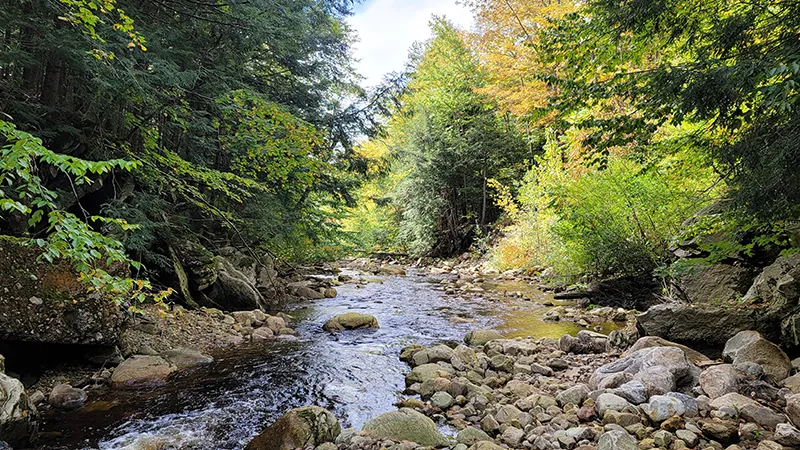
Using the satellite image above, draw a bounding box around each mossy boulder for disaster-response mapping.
[322,313,379,332]
[245,406,340,450]
[362,408,449,447]
[0,235,122,345]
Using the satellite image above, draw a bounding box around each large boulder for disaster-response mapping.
[322,313,379,332]
[0,236,122,345]
[245,406,340,450]
[671,262,757,304]
[590,346,698,392]
[0,372,37,447]
[722,331,791,383]
[111,355,177,389]
[361,408,449,447]
[624,336,710,365]
[744,253,800,347]
[180,244,281,311]
[636,303,777,347]
[699,364,743,399]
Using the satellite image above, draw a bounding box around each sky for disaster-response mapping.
[348,0,475,87]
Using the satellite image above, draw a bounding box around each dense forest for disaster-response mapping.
[1,0,799,306]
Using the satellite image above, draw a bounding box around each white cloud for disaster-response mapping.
[348,0,474,87]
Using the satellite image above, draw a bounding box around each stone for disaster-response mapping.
[634,365,676,397]
[700,365,742,399]
[501,426,524,446]
[624,336,710,366]
[774,422,800,446]
[494,404,523,424]
[199,247,279,311]
[464,330,502,346]
[557,384,590,407]
[661,415,685,432]
[699,418,739,445]
[413,345,455,366]
[431,391,454,409]
[361,408,449,447]
[722,331,792,383]
[160,347,213,370]
[674,263,756,305]
[322,313,379,331]
[756,441,784,450]
[245,406,340,450]
[406,364,453,385]
[47,383,86,410]
[739,403,787,430]
[611,380,648,405]
[252,327,275,340]
[786,394,800,427]
[676,429,699,447]
[559,330,610,354]
[467,442,504,450]
[782,374,800,393]
[456,427,491,445]
[489,355,515,373]
[0,372,37,448]
[643,396,686,422]
[111,355,177,389]
[591,347,697,392]
[597,430,637,450]
[709,392,758,411]
[265,316,287,333]
[636,303,771,348]
[595,393,633,417]
[653,430,673,447]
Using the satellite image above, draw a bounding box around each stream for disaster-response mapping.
[41,269,618,450]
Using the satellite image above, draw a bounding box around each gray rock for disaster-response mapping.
[161,347,214,370]
[597,430,637,450]
[245,406,340,450]
[633,365,675,396]
[556,384,590,407]
[431,391,454,409]
[676,429,699,447]
[787,394,800,427]
[494,404,523,424]
[595,393,633,417]
[456,427,491,445]
[642,395,686,422]
[591,346,697,392]
[700,364,742,399]
[501,426,524,446]
[653,429,673,447]
[0,372,37,447]
[624,336,710,365]
[667,392,699,417]
[611,380,648,405]
[362,408,448,447]
[739,403,787,430]
[774,422,800,446]
[723,330,792,383]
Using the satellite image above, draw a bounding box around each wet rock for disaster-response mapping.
[111,355,177,389]
[597,430,637,450]
[322,313,379,332]
[464,330,502,346]
[245,406,340,450]
[161,347,213,370]
[0,372,37,448]
[495,404,524,424]
[456,427,491,445]
[722,330,791,383]
[361,408,448,447]
[709,392,757,411]
[48,383,86,410]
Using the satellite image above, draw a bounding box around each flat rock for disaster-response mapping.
[322,313,379,332]
[111,355,177,389]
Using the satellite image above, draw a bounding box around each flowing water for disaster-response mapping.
[41,269,618,450]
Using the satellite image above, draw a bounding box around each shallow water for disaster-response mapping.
[41,270,616,450]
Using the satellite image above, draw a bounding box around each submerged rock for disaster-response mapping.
[111,355,177,389]
[322,313,379,331]
[361,408,449,447]
[245,406,340,450]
